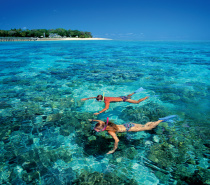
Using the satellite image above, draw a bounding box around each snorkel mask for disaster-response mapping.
[96,97,102,102]
[94,117,109,132]
[96,92,105,102]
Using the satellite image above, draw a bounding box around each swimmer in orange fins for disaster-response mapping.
[81,87,149,115]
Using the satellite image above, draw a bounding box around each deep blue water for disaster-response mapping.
[0,41,209,184]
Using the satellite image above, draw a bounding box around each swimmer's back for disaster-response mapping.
[104,97,123,102]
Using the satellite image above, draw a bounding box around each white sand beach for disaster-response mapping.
[37,38,112,41]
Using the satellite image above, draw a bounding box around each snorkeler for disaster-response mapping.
[89,115,177,154]
[81,87,149,115]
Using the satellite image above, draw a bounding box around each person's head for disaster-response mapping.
[96,95,103,101]
[94,121,105,132]
[94,121,118,132]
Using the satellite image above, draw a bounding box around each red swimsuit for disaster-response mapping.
[99,97,123,113]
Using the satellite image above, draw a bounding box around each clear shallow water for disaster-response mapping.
[0,41,209,184]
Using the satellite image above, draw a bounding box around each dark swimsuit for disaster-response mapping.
[119,96,129,102]
[123,122,135,131]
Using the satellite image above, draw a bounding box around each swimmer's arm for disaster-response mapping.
[94,101,110,115]
[81,97,97,101]
[88,119,102,123]
[107,131,119,154]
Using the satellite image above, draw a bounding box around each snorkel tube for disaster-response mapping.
[102,92,105,101]
[101,117,108,131]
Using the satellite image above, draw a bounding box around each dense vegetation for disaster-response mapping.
[0,28,92,38]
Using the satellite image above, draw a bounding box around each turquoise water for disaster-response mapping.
[0,41,209,184]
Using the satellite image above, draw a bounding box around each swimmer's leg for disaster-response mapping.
[125,96,149,104]
[127,92,135,97]
[129,120,162,132]
[144,120,163,130]
[127,87,146,98]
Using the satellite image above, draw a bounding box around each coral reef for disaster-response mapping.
[0,41,209,184]
[72,170,138,185]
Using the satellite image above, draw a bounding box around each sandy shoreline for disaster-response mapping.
[37,38,112,41]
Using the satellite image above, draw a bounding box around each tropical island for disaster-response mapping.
[0,28,110,41]
[0,28,92,38]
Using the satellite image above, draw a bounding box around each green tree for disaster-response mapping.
[0,28,92,38]
[0,30,9,37]
[9,30,16,37]
[85,32,92,38]
[55,28,66,37]
[70,30,81,37]
[80,31,85,38]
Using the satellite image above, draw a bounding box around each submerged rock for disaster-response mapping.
[120,102,168,124]
[72,170,138,185]
[0,102,12,109]
[22,171,40,184]
[116,157,122,163]
[88,135,96,142]
[46,113,62,122]
[126,147,138,159]
[153,135,160,143]
[198,158,209,169]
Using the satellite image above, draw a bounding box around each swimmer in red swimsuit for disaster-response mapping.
[81,89,149,115]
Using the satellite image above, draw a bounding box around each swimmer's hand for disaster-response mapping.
[107,150,115,154]
[94,112,100,115]
[88,119,93,122]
